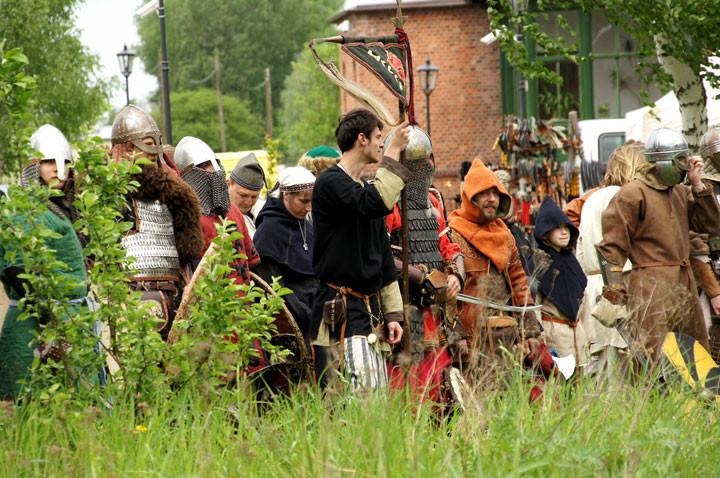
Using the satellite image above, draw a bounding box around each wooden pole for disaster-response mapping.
[215,51,227,152]
[265,68,273,138]
[392,0,410,353]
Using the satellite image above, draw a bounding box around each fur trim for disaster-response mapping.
[131,163,204,263]
[298,155,341,177]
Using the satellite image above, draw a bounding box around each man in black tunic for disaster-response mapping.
[311,109,411,392]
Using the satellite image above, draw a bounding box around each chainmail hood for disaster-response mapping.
[181,165,231,217]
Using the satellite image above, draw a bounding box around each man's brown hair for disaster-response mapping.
[335,108,384,153]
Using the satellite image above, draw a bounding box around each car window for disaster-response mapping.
[599,133,625,165]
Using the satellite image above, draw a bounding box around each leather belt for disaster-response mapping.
[130,280,179,293]
[542,314,577,328]
[632,259,689,269]
[585,270,601,275]
[325,282,376,301]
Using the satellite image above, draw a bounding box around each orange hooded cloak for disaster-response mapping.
[449,160,537,343]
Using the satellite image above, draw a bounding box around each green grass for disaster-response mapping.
[1,370,719,477]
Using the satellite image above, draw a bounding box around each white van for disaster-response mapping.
[577,118,626,194]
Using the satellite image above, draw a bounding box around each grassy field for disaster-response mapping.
[1,368,719,477]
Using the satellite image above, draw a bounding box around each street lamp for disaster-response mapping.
[417,58,439,136]
[117,44,136,105]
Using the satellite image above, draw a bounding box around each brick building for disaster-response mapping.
[332,0,497,210]
[331,0,661,211]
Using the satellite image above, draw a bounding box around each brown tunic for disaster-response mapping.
[598,177,720,356]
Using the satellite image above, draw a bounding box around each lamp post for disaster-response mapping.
[417,58,439,136]
[116,44,136,105]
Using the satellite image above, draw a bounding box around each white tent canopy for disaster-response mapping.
[625,86,720,143]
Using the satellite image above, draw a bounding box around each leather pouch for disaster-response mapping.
[322,295,346,326]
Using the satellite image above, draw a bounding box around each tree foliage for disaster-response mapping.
[0,42,36,178]
[488,0,720,145]
[136,0,342,121]
[157,89,265,152]
[0,0,110,173]
[488,1,720,94]
[278,43,341,163]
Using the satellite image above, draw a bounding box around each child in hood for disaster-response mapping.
[532,196,589,367]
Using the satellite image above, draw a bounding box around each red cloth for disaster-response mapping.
[200,203,260,288]
[200,203,264,373]
[389,345,454,405]
[386,194,459,404]
[521,201,531,226]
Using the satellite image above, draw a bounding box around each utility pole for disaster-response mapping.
[158,0,173,144]
[157,50,165,139]
[215,51,227,152]
[265,68,273,138]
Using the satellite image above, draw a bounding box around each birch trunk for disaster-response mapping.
[655,35,707,151]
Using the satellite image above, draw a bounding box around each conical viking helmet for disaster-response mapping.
[174,136,220,174]
[30,124,72,181]
[644,127,689,186]
[700,125,720,170]
[111,104,164,155]
[382,125,433,160]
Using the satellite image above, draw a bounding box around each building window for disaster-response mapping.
[501,8,662,120]
[590,11,661,118]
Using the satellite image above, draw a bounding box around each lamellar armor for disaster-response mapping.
[111,104,164,156]
[383,126,466,361]
[383,126,444,272]
[175,136,230,216]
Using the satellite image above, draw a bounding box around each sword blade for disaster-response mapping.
[456,294,542,312]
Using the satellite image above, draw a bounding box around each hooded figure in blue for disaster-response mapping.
[531,196,589,366]
[253,167,317,336]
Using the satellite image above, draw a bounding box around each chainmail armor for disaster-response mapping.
[20,162,81,223]
[182,166,230,217]
[122,199,180,280]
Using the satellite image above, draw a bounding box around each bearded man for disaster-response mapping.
[110,105,204,340]
[449,160,542,347]
[597,127,720,360]
[381,127,467,405]
[448,160,556,391]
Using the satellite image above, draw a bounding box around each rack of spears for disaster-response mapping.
[487,110,602,229]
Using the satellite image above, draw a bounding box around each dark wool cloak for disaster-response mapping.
[532,196,587,321]
[254,196,314,276]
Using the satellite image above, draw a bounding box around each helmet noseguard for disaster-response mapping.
[644,127,689,186]
[111,104,164,156]
[174,136,220,175]
[29,124,73,181]
[382,125,433,160]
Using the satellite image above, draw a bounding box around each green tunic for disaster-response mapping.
[0,208,87,398]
